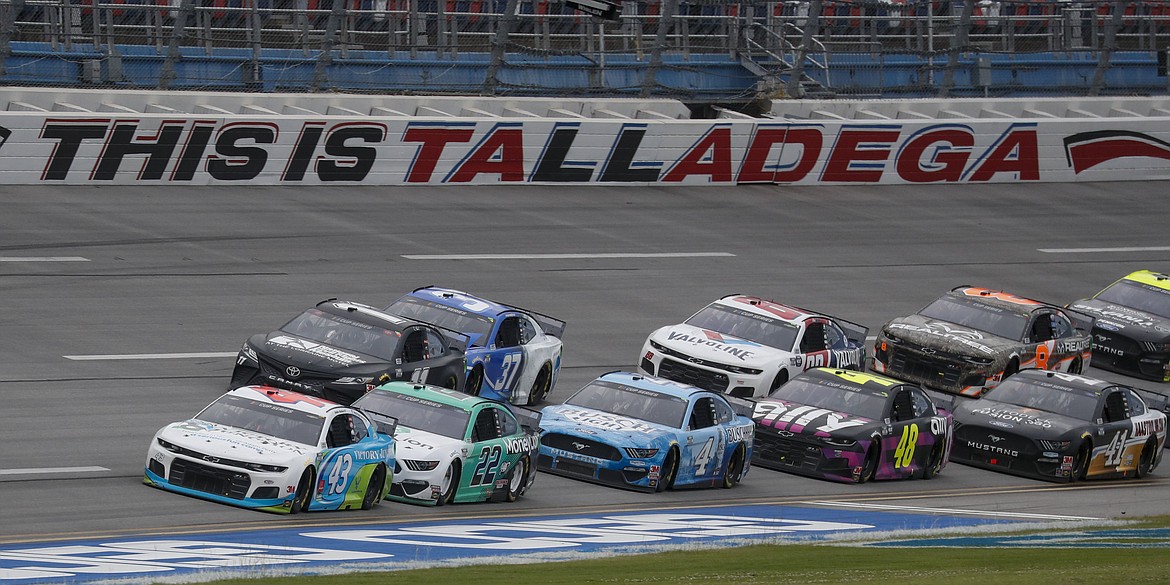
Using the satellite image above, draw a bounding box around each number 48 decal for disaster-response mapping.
[894,424,919,469]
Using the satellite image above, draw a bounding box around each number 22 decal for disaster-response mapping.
[471,445,502,486]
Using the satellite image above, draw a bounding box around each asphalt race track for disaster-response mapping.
[2,181,1169,545]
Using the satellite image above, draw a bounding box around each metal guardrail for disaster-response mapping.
[0,0,1167,99]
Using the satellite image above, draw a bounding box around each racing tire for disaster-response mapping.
[527,363,553,406]
[1136,438,1158,479]
[436,461,459,506]
[858,444,879,484]
[442,373,459,391]
[465,366,484,396]
[721,446,745,489]
[1071,442,1092,482]
[921,441,945,480]
[290,468,314,514]
[656,448,679,492]
[505,456,529,503]
[768,370,790,395]
[361,464,386,510]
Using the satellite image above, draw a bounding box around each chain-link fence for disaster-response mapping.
[0,0,1167,101]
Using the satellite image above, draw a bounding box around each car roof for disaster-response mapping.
[945,286,1057,315]
[406,286,513,318]
[799,367,914,393]
[227,385,341,416]
[1122,270,1170,293]
[714,295,820,323]
[596,371,705,399]
[316,299,419,331]
[369,380,488,411]
[1012,368,1119,396]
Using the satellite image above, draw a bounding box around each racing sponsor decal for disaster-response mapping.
[267,335,367,366]
[970,407,1055,429]
[504,434,540,455]
[753,401,868,433]
[665,330,757,360]
[1072,303,1159,329]
[558,408,657,433]
[888,322,995,354]
[959,288,1043,306]
[725,424,753,444]
[1133,416,1166,438]
[1063,130,1170,174]
[965,435,1019,457]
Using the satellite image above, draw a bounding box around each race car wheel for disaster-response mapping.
[858,444,879,484]
[922,440,945,480]
[1136,438,1158,479]
[1071,442,1092,482]
[656,448,679,492]
[465,366,484,396]
[721,446,745,489]
[436,461,459,506]
[290,468,314,514]
[361,464,387,510]
[527,363,553,406]
[505,456,528,502]
[769,370,789,394]
[442,373,459,391]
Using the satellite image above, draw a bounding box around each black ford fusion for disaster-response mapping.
[1068,270,1170,383]
[750,368,952,484]
[230,300,467,405]
[950,369,1167,483]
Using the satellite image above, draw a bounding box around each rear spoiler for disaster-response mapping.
[505,305,567,339]
[509,404,543,432]
[1134,387,1170,417]
[723,395,758,419]
[363,410,400,437]
[1060,305,1096,335]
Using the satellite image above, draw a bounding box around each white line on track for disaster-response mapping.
[1037,246,1170,253]
[401,252,736,260]
[0,466,110,476]
[63,352,237,361]
[0,256,90,262]
[809,500,1099,521]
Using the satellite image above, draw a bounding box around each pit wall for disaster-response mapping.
[1,90,1167,185]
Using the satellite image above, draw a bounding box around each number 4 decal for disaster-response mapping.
[694,437,715,475]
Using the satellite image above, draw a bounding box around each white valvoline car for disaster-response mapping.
[144,386,396,514]
[638,294,869,398]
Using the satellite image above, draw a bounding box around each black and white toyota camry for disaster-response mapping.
[1068,270,1170,383]
[230,300,467,405]
[950,369,1167,483]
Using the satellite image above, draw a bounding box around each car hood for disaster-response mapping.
[752,398,878,440]
[392,426,464,460]
[650,323,783,366]
[1069,299,1170,342]
[156,420,313,461]
[252,332,389,373]
[884,314,1013,356]
[541,405,678,442]
[954,400,1084,438]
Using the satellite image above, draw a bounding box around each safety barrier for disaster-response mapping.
[0,88,1167,185]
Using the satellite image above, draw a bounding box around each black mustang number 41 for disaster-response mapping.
[950,369,1167,482]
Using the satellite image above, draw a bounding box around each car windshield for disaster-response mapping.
[684,304,800,350]
[385,296,495,340]
[984,377,1099,420]
[354,390,470,440]
[768,378,887,420]
[565,380,688,429]
[919,297,1029,341]
[280,308,400,360]
[1096,280,1170,319]
[195,394,325,445]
